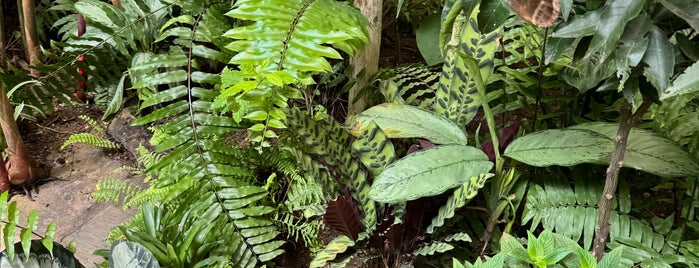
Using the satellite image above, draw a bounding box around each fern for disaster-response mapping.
[216,0,369,149]
[0,191,63,262]
[61,133,119,150]
[522,171,699,266]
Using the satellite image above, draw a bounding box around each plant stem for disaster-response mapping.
[462,55,507,254]
[592,99,651,260]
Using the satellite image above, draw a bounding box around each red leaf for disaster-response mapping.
[324,195,363,241]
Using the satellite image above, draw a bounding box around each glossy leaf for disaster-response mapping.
[642,26,674,93]
[109,240,160,268]
[351,103,468,145]
[661,61,699,100]
[369,144,493,203]
[504,129,613,167]
[585,0,645,63]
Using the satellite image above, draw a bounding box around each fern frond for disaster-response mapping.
[93,177,143,206]
[218,0,369,149]
[225,0,368,81]
[61,133,120,150]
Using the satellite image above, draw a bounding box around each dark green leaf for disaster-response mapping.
[416,14,444,65]
[585,0,645,63]
[660,0,699,31]
[642,26,674,93]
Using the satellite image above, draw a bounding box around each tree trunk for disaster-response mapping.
[592,99,651,259]
[349,0,382,115]
[21,0,39,77]
[0,84,46,185]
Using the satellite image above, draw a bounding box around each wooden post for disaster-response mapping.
[349,0,382,115]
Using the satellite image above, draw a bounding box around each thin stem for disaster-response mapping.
[592,99,652,260]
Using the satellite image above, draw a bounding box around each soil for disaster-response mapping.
[8,104,147,266]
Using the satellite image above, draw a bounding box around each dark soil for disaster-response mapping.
[17,104,134,195]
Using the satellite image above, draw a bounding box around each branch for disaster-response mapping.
[592,98,652,259]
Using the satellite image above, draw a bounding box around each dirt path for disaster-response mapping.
[12,105,149,266]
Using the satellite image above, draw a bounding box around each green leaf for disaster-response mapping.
[412,242,455,256]
[20,210,39,260]
[642,26,674,93]
[351,121,396,177]
[598,246,623,268]
[552,9,602,38]
[42,222,56,258]
[660,0,699,32]
[501,232,529,263]
[661,61,699,100]
[103,73,127,120]
[570,122,699,177]
[369,144,492,203]
[426,173,493,233]
[226,0,369,79]
[416,14,444,65]
[435,4,500,126]
[244,110,268,121]
[310,235,355,268]
[585,0,645,63]
[576,247,597,268]
[504,129,613,167]
[351,103,468,145]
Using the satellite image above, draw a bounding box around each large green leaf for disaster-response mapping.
[661,61,699,100]
[584,0,645,63]
[642,26,674,93]
[369,144,492,203]
[504,129,613,167]
[571,122,699,177]
[351,103,468,145]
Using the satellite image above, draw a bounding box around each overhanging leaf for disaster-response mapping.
[369,144,492,203]
[351,103,468,145]
[504,129,613,167]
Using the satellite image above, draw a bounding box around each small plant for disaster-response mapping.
[453,230,623,268]
[60,115,119,150]
[0,191,81,265]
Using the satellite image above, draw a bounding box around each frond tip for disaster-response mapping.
[225,0,369,81]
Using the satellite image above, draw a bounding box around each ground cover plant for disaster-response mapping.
[0,0,698,267]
